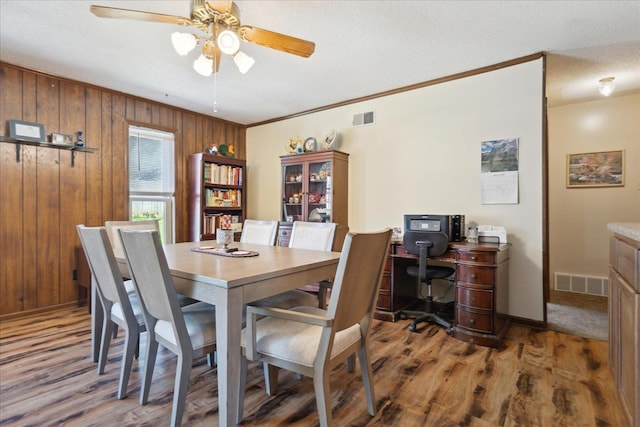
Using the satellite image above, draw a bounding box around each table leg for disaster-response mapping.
[90,274,103,362]
[215,288,244,427]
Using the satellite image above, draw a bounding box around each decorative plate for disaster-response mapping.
[323,129,338,149]
[304,137,316,152]
[285,136,303,154]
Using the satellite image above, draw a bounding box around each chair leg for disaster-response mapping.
[206,351,217,368]
[408,293,452,333]
[347,354,355,372]
[134,334,140,359]
[236,356,248,424]
[140,337,158,405]
[171,353,193,427]
[263,363,279,395]
[357,345,376,416]
[118,328,138,400]
[313,370,332,427]
[98,318,114,375]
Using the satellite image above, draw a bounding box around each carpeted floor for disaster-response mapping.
[547,302,608,341]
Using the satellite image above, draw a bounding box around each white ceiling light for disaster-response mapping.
[217,29,240,55]
[598,77,616,96]
[233,51,255,74]
[193,54,214,76]
[171,32,198,56]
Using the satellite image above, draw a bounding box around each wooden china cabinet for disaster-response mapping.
[279,150,349,251]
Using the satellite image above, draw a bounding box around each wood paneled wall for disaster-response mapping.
[0,62,246,317]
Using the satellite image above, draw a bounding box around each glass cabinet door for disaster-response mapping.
[307,161,332,222]
[281,150,347,227]
[283,163,303,221]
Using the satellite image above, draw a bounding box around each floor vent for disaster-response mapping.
[554,272,608,296]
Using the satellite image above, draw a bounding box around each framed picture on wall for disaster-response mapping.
[8,119,46,142]
[566,150,624,188]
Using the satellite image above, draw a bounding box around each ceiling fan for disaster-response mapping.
[90,0,315,76]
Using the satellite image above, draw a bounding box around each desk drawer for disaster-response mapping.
[456,265,495,285]
[456,285,493,309]
[376,289,391,310]
[458,251,495,263]
[456,308,493,333]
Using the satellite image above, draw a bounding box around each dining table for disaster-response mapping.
[90,240,341,427]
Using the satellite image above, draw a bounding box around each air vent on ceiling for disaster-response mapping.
[352,110,375,127]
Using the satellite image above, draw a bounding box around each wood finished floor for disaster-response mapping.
[0,307,628,427]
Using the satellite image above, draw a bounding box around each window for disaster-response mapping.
[128,125,175,243]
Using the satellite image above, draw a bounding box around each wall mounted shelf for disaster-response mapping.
[0,136,98,167]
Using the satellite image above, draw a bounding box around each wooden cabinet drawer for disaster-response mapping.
[457,265,495,285]
[376,289,391,310]
[458,251,494,263]
[379,270,391,291]
[456,308,493,333]
[383,257,391,273]
[617,239,639,291]
[456,285,493,309]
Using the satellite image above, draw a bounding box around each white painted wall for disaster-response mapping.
[247,59,545,321]
[548,93,640,284]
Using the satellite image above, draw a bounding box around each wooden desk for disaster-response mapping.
[377,239,510,347]
[91,241,340,427]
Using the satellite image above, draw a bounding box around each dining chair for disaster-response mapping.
[118,229,217,427]
[105,219,160,279]
[105,219,195,326]
[253,221,338,310]
[76,225,145,400]
[238,228,392,426]
[240,219,279,245]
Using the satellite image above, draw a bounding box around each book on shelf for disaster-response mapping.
[202,213,237,235]
[205,188,242,207]
[204,163,243,186]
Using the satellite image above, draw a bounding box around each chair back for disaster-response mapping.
[118,229,189,347]
[288,221,337,251]
[327,229,392,332]
[403,231,449,258]
[240,219,278,245]
[76,225,134,317]
[105,220,160,260]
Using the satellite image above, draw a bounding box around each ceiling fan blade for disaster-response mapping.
[237,26,315,58]
[90,5,191,26]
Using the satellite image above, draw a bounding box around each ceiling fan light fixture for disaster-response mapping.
[217,29,240,55]
[598,77,616,96]
[233,51,255,74]
[171,32,198,56]
[193,54,214,76]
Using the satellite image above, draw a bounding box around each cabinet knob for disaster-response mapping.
[282,231,288,235]
[469,318,476,324]
[470,273,476,280]
[471,256,477,261]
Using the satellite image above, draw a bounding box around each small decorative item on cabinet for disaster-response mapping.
[304,137,316,152]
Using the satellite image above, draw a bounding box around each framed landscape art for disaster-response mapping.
[566,150,624,188]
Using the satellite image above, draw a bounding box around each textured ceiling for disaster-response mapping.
[1,1,639,125]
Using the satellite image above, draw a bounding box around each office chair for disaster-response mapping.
[402,231,455,333]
